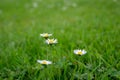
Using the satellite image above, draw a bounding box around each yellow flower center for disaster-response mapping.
[77,51,82,55]
[44,34,48,37]
[49,39,54,43]
[42,61,47,64]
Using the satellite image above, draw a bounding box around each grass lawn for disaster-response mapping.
[0,0,120,80]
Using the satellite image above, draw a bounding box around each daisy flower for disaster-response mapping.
[37,60,52,65]
[40,33,52,39]
[74,49,87,55]
[46,39,58,45]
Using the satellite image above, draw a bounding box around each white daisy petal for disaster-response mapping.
[37,60,52,65]
[46,38,58,45]
[47,61,52,64]
[74,49,87,55]
[54,39,58,43]
[74,50,79,54]
[40,33,52,38]
[40,34,43,36]
[37,60,42,63]
[82,50,87,54]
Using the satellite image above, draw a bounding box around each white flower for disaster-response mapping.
[40,33,52,38]
[46,39,58,45]
[74,49,87,55]
[37,60,52,65]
